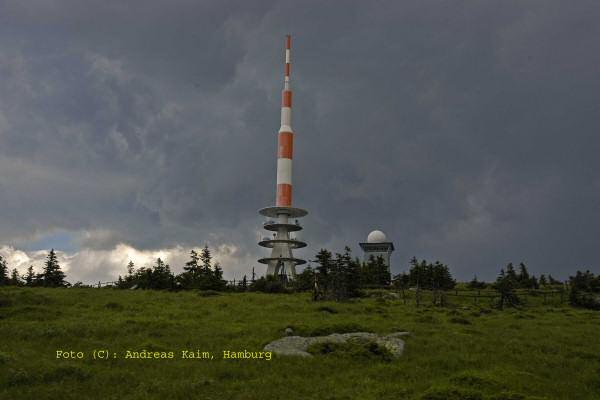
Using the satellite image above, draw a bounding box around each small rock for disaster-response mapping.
[285,327,294,336]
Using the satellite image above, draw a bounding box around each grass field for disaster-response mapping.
[1,287,599,400]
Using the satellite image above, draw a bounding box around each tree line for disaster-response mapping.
[2,246,598,311]
[568,270,600,310]
[0,250,67,287]
[116,245,227,291]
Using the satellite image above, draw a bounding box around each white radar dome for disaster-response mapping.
[367,230,387,243]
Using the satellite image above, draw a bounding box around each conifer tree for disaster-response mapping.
[239,275,248,291]
[200,245,212,275]
[149,258,174,289]
[315,249,333,297]
[338,247,361,299]
[517,262,532,288]
[41,249,67,287]
[0,255,9,286]
[211,262,227,290]
[505,263,518,282]
[468,275,487,289]
[495,271,520,309]
[9,268,20,286]
[127,261,135,277]
[292,266,314,291]
[179,250,201,288]
[373,255,391,287]
[407,258,455,290]
[24,266,36,286]
[362,255,378,286]
[548,274,561,285]
[184,250,200,276]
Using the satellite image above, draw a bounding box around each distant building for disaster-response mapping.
[359,230,394,268]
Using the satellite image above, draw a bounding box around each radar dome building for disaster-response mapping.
[360,230,394,268]
[258,35,307,280]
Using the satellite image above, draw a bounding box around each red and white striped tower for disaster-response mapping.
[258,35,307,279]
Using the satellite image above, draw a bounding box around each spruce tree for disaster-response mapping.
[468,275,486,289]
[495,272,520,309]
[150,258,174,289]
[184,250,200,276]
[548,274,561,285]
[292,267,314,291]
[9,268,20,286]
[530,275,539,289]
[374,255,391,287]
[517,262,531,288]
[362,255,378,287]
[505,263,518,282]
[211,262,226,290]
[127,261,135,277]
[121,261,136,288]
[200,245,212,275]
[240,275,248,291]
[338,247,361,298]
[179,250,200,288]
[42,249,67,287]
[0,255,9,286]
[24,266,35,286]
[315,249,333,298]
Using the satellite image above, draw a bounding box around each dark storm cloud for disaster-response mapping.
[0,0,599,280]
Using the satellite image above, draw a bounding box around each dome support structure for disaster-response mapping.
[359,230,394,268]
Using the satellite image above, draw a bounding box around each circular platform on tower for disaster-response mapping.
[258,238,307,249]
[259,206,308,218]
[263,221,303,232]
[257,256,307,265]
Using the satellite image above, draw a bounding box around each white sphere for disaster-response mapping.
[367,230,387,243]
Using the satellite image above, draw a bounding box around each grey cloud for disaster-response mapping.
[0,1,599,281]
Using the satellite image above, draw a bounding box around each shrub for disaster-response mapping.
[450,370,502,390]
[569,289,600,310]
[449,317,472,325]
[0,351,13,364]
[250,276,288,293]
[198,290,222,297]
[7,369,33,387]
[104,302,123,310]
[419,385,483,400]
[43,366,91,383]
[307,340,393,362]
[302,323,371,337]
[316,305,339,314]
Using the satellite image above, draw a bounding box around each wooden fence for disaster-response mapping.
[391,287,566,307]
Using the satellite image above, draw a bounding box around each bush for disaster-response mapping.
[104,302,123,310]
[419,385,483,400]
[198,290,222,297]
[449,317,472,325]
[285,322,372,337]
[449,370,502,390]
[250,276,288,293]
[570,289,600,310]
[316,305,339,314]
[307,339,393,362]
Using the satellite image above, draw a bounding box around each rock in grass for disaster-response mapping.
[264,332,409,358]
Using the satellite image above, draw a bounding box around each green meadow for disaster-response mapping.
[1,288,599,400]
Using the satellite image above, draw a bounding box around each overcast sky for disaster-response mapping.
[0,0,599,283]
